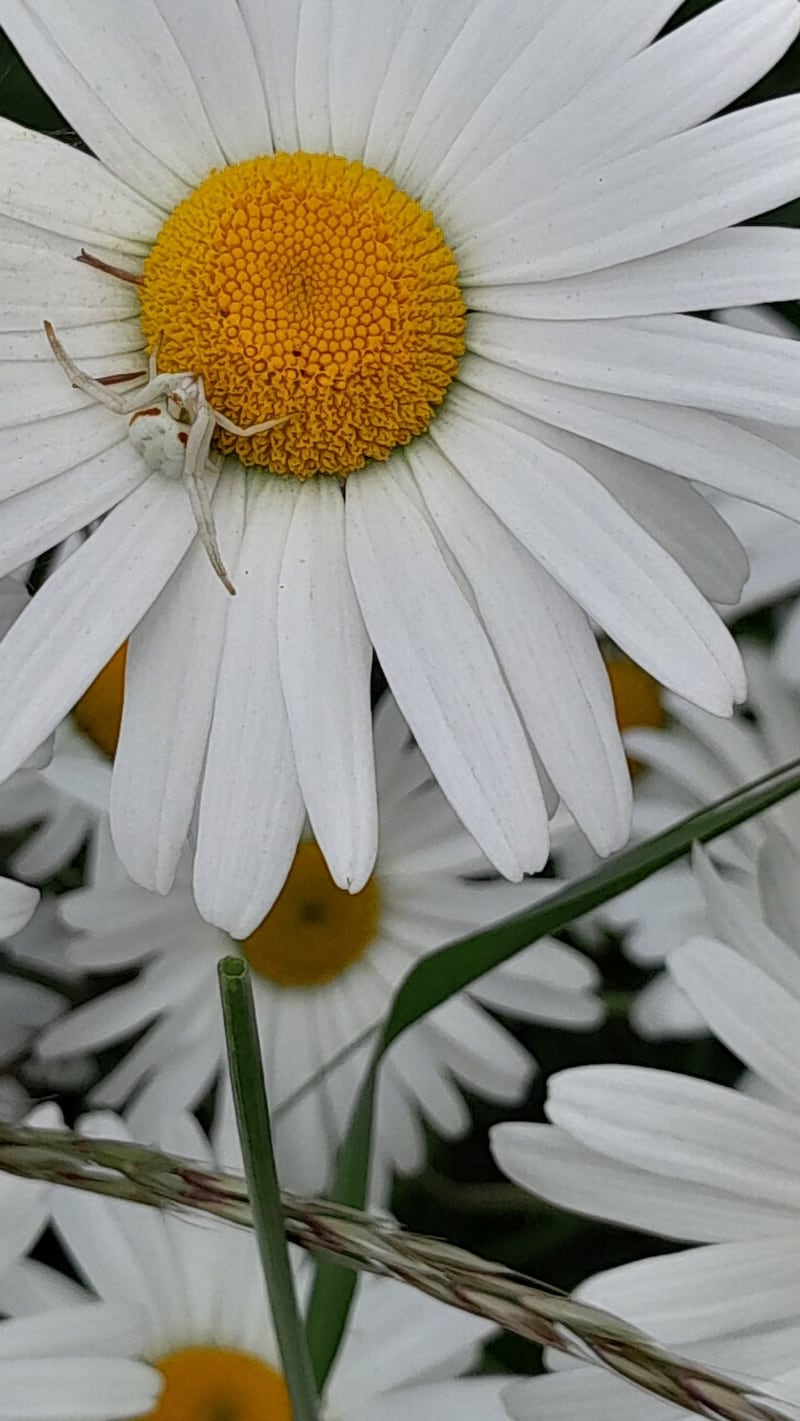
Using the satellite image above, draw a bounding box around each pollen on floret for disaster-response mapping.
[139,151,466,479]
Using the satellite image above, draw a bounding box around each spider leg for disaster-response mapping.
[209,407,293,437]
[182,408,236,596]
[45,323,188,414]
[44,321,133,413]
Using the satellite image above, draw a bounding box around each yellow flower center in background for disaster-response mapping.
[140,152,466,478]
[606,655,665,776]
[72,643,127,759]
[142,1347,292,1421]
[240,841,381,988]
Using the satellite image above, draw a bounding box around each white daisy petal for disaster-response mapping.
[0,404,125,502]
[559,440,749,608]
[458,95,800,281]
[236,0,302,150]
[293,0,334,151]
[0,1357,159,1421]
[459,355,800,523]
[327,0,415,160]
[0,241,139,331]
[690,844,800,991]
[548,1066,800,1221]
[758,827,800,948]
[579,1239,800,1349]
[0,118,160,249]
[466,229,800,321]
[0,878,39,939]
[0,321,145,368]
[423,0,682,211]
[279,477,378,893]
[194,476,305,936]
[503,1369,675,1421]
[432,399,744,713]
[490,1122,795,1242]
[409,439,631,854]
[468,312,800,426]
[345,459,548,880]
[388,0,549,196]
[0,443,148,581]
[0,1303,148,1361]
[362,1,481,174]
[0,476,195,785]
[670,938,800,1108]
[154,0,272,163]
[111,474,244,895]
[330,1272,496,1405]
[3,0,225,206]
[363,1377,511,1421]
[447,0,800,241]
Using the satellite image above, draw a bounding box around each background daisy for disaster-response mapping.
[0,1109,510,1421]
[491,824,800,1420]
[35,694,602,1194]
[2,1,800,927]
[554,640,800,1037]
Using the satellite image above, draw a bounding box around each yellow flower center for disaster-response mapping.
[72,643,127,759]
[141,1347,292,1421]
[139,152,466,479]
[240,841,381,988]
[606,655,665,775]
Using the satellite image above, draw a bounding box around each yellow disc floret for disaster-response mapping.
[240,841,381,988]
[140,152,466,478]
[141,1347,292,1421]
[72,642,127,759]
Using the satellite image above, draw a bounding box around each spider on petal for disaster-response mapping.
[44,318,290,596]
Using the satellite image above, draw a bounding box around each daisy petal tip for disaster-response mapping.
[500,1378,535,1421]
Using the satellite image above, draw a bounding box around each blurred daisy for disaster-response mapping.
[0,886,65,1116]
[4,3,800,928]
[556,640,800,1037]
[2,1109,509,1421]
[36,695,601,1194]
[492,839,800,1421]
[0,562,115,882]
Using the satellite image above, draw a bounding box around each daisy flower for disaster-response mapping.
[2,2,800,929]
[0,654,119,885]
[35,694,601,1194]
[0,1109,509,1421]
[491,830,800,1421]
[0,886,71,1116]
[555,639,800,1038]
[0,560,114,880]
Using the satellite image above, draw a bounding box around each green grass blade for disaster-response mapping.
[218,957,319,1421]
[306,755,800,1383]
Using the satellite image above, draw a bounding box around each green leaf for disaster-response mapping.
[218,958,320,1421]
[306,754,800,1382]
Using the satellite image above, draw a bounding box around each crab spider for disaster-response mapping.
[44,321,290,596]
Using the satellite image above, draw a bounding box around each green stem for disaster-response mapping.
[218,957,319,1421]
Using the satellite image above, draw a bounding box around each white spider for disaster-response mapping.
[44,321,290,595]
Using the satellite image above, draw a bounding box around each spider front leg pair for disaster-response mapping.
[44,322,289,596]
